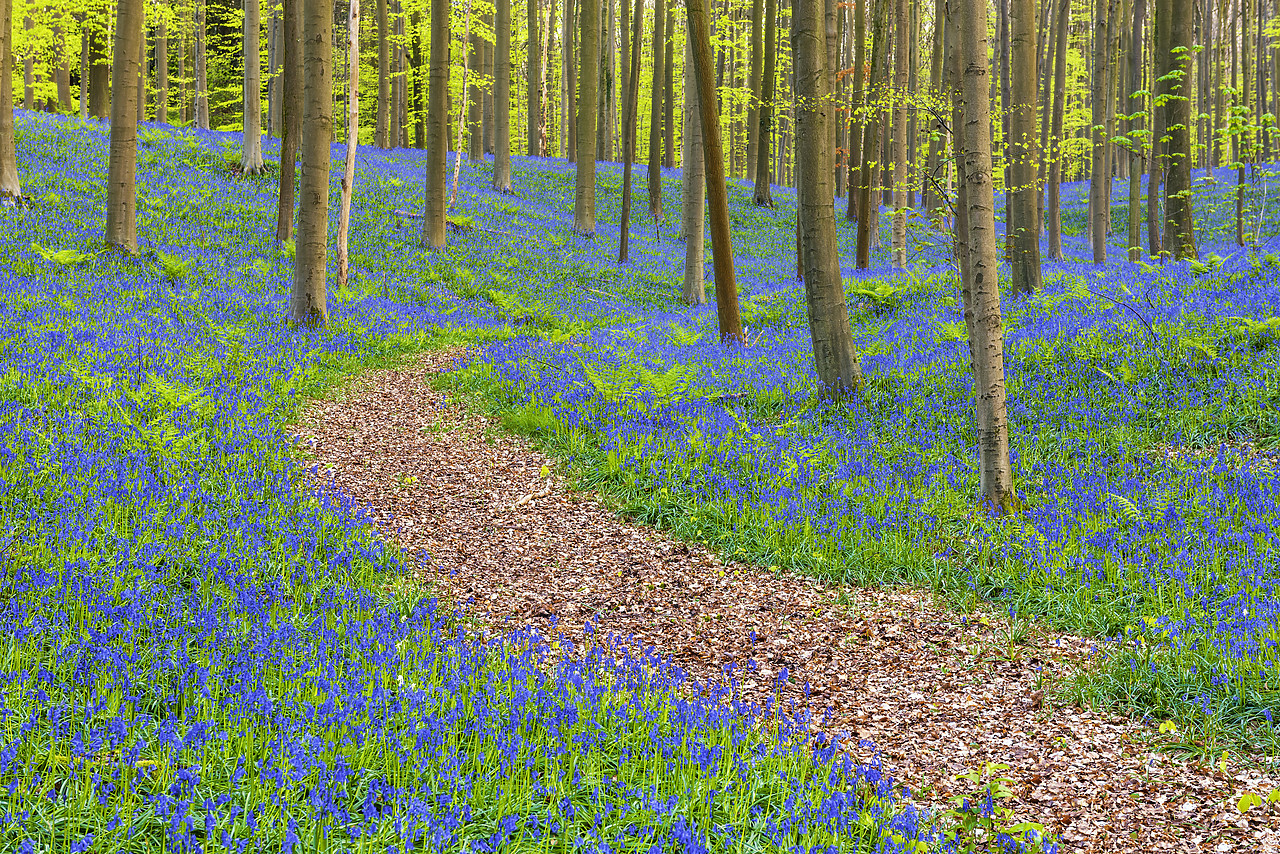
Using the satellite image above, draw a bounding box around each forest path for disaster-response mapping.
[291,349,1280,854]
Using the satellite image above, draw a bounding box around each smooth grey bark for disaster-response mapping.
[22,12,32,111]
[0,0,20,201]
[619,0,643,261]
[855,0,888,268]
[1088,0,1110,263]
[746,0,762,183]
[1163,0,1197,258]
[88,15,108,119]
[291,0,332,328]
[890,0,907,268]
[157,18,169,124]
[1007,0,1040,292]
[572,0,600,233]
[243,0,266,174]
[664,2,674,167]
[686,0,742,341]
[424,0,450,247]
[276,0,302,242]
[1127,0,1146,260]
[195,0,210,128]
[378,0,390,146]
[494,0,512,190]
[680,31,705,303]
[529,0,542,154]
[1147,0,1169,255]
[106,0,144,251]
[647,0,665,222]
[1046,0,1067,259]
[795,0,862,393]
[845,0,865,218]
[468,24,483,160]
[338,0,359,289]
[958,0,1016,513]
[922,0,946,218]
[753,0,777,206]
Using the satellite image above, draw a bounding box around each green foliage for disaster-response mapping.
[31,242,95,269]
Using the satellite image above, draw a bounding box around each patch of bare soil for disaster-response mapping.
[291,351,1280,853]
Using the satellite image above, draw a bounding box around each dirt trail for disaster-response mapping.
[292,350,1280,853]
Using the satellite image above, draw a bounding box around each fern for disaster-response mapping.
[1106,492,1143,526]
[668,324,703,346]
[32,242,95,269]
[933,320,969,345]
[154,249,192,283]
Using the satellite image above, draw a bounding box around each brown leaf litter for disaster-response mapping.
[291,350,1280,853]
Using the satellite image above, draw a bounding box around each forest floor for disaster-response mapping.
[292,349,1280,853]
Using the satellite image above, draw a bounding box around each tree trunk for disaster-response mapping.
[22,12,32,111]
[543,0,556,155]
[0,0,20,201]
[338,0,359,289]
[424,0,450,246]
[88,15,109,119]
[566,0,577,161]
[494,0,512,189]
[753,0,777,205]
[1164,0,1197,257]
[846,0,866,218]
[1007,0,1040,292]
[746,0,763,183]
[573,0,600,232]
[137,24,147,123]
[647,0,666,222]
[680,29,705,302]
[1089,0,1110,263]
[485,10,496,153]
[922,0,946,218]
[469,24,483,160]
[195,0,210,128]
[268,12,279,136]
[53,16,72,112]
[276,0,302,242]
[1147,0,1168,255]
[157,18,169,124]
[890,0,908,268]
[243,0,266,173]
[957,0,1015,513]
[106,0,143,249]
[620,0,644,260]
[291,0,332,327]
[529,0,542,154]
[855,0,888,268]
[1127,0,1146,260]
[1237,0,1254,245]
[378,0,390,146]
[796,0,862,393]
[687,0,742,341]
[664,3,675,167]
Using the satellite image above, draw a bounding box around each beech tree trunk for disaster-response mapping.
[291,0,332,328]
[494,0,512,190]
[276,0,302,241]
[686,0,742,341]
[922,0,945,218]
[1163,0,1197,258]
[338,0,359,290]
[845,0,866,218]
[890,0,908,268]
[378,0,389,146]
[195,0,210,128]
[88,16,109,119]
[753,0,777,206]
[424,0,450,246]
[468,24,483,160]
[243,0,266,173]
[958,0,1016,513]
[1007,0,1040,292]
[619,0,643,261]
[855,0,888,268]
[1147,0,1169,255]
[664,3,674,167]
[1127,0,1146,260]
[647,0,666,223]
[746,0,763,183]
[106,0,143,250]
[572,0,600,233]
[0,0,21,202]
[796,0,862,393]
[1046,0,1067,259]
[1088,0,1110,263]
[529,0,542,154]
[156,18,168,124]
[680,32,705,303]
